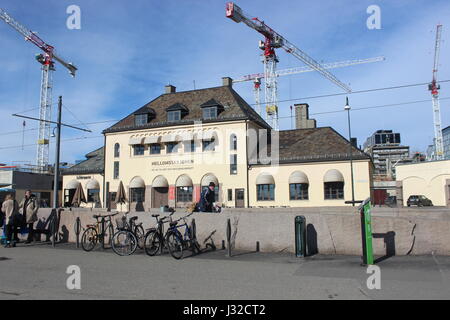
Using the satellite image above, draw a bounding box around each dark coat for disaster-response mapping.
[199,188,215,212]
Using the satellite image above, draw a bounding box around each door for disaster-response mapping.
[152,187,169,208]
[64,189,76,207]
[235,189,245,208]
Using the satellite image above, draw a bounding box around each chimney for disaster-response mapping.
[294,103,316,129]
[222,77,233,87]
[165,84,176,94]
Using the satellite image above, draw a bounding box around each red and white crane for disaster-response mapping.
[428,24,444,160]
[233,56,385,116]
[0,8,77,171]
[226,2,352,129]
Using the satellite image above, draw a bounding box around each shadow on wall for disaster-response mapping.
[373,231,396,263]
[306,224,318,256]
[59,225,70,243]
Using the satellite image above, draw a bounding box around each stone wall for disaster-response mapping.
[50,207,450,256]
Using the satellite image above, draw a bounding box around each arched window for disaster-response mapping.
[176,174,193,203]
[324,169,344,199]
[256,173,275,201]
[230,134,237,151]
[289,171,309,200]
[114,143,120,158]
[129,176,145,203]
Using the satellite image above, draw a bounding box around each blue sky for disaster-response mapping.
[1,0,449,165]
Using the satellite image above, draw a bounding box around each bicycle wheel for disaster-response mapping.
[134,224,145,249]
[166,230,183,260]
[111,230,138,256]
[144,229,161,256]
[102,222,114,249]
[81,227,98,252]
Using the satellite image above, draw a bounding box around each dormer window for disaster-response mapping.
[167,110,181,122]
[202,107,217,120]
[166,103,188,122]
[134,107,155,126]
[200,99,224,120]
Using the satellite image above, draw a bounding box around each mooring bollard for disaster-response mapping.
[226,218,231,257]
[74,217,81,248]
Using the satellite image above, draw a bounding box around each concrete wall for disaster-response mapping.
[54,207,450,256]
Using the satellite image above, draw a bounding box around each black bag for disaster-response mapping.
[10,201,22,226]
[0,211,4,228]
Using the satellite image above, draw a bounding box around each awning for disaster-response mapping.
[161,134,178,142]
[179,131,194,141]
[129,176,145,188]
[201,130,216,141]
[86,179,100,190]
[256,173,275,185]
[289,171,309,184]
[143,136,160,144]
[66,179,80,189]
[201,174,218,186]
[152,176,169,188]
[324,169,344,183]
[128,136,144,145]
[176,175,193,187]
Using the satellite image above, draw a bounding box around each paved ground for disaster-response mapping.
[1,241,450,300]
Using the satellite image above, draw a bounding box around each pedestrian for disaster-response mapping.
[1,194,20,248]
[199,182,216,213]
[19,190,39,244]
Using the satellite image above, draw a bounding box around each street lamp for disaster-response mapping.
[345,97,356,206]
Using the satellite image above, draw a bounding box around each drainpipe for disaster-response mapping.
[102,134,107,209]
[245,120,250,208]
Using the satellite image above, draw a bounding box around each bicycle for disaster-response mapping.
[111,213,143,256]
[165,212,201,260]
[81,213,118,252]
[143,211,175,256]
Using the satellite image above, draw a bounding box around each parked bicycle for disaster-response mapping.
[81,213,118,252]
[111,212,144,256]
[166,212,201,259]
[143,211,176,256]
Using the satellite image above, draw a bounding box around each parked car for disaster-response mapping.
[407,195,433,207]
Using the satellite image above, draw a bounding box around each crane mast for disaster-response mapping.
[226,2,351,129]
[0,8,77,171]
[428,24,444,160]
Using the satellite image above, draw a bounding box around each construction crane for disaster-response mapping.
[428,24,444,160]
[0,8,77,171]
[233,56,385,116]
[226,2,351,130]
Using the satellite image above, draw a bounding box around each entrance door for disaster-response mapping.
[235,189,245,208]
[152,187,169,208]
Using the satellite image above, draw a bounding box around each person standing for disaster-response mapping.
[1,194,20,248]
[199,182,216,213]
[19,190,39,244]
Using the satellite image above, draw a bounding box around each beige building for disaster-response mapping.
[396,159,450,207]
[62,148,104,208]
[64,78,373,210]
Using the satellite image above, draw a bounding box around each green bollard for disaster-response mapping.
[295,216,306,257]
[358,198,374,265]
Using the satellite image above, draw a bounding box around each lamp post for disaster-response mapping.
[345,97,355,206]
